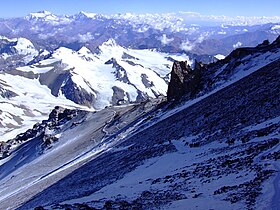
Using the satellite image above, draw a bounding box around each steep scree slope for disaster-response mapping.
[13,47,280,209]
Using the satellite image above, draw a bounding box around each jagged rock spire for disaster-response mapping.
[167,60,202,101]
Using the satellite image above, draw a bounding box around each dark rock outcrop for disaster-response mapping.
[0,106,82,159]
[112,86,129,105]
[0,86,18,99]
[61,75,96,107]
[167,35,280,103]
[167,61,203,101]
[105,58,130,84]
[0,38,17,54]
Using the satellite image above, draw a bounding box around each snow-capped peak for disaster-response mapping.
[53,47,76,60]
[77,11,99,19]
[15,38,35,51]
[78,46,92,55]
[26,11,55,20]
[25,11,72,25]
[14,38,38,62]
[34,10,52,16]
[102,38,118,47]
[98,39,125,60]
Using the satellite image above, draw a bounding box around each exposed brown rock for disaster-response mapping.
[167,60,203,101]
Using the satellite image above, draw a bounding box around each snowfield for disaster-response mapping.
[0,73,85,142]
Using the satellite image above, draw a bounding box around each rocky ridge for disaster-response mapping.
[0,106,86,159]
[167,35,280,102]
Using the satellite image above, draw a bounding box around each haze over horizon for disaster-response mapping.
[1,0,280,18]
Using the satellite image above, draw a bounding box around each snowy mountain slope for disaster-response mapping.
[13,38,191,110]
[0,99,164,209]
[0,38,279,209]
[0,37,193,141]
[0,36,39,69]
[0,72,84,142]
[15,54,280,210]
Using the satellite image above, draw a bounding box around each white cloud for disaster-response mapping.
[78,32,94,43]
[38,33,53,40]
[233,42,242,49]
[180,33,208,52]
[196,33,207,43]
[160,34,174,45]
[178,12,280,26]
[180,39,194,51]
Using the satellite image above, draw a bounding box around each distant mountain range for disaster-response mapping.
[0,11,279,56]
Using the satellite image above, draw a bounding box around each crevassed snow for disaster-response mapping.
[0,40,191,141]
[0,39,191,140]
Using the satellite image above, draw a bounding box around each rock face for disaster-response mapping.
[0,106,83,159]
[167,61,202,101]
[61,76,96,108]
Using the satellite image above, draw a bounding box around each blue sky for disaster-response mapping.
[1,0,279,18]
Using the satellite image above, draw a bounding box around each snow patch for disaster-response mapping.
[215,54,226,60]
[78,32,94,43]
[233,41,242,49]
